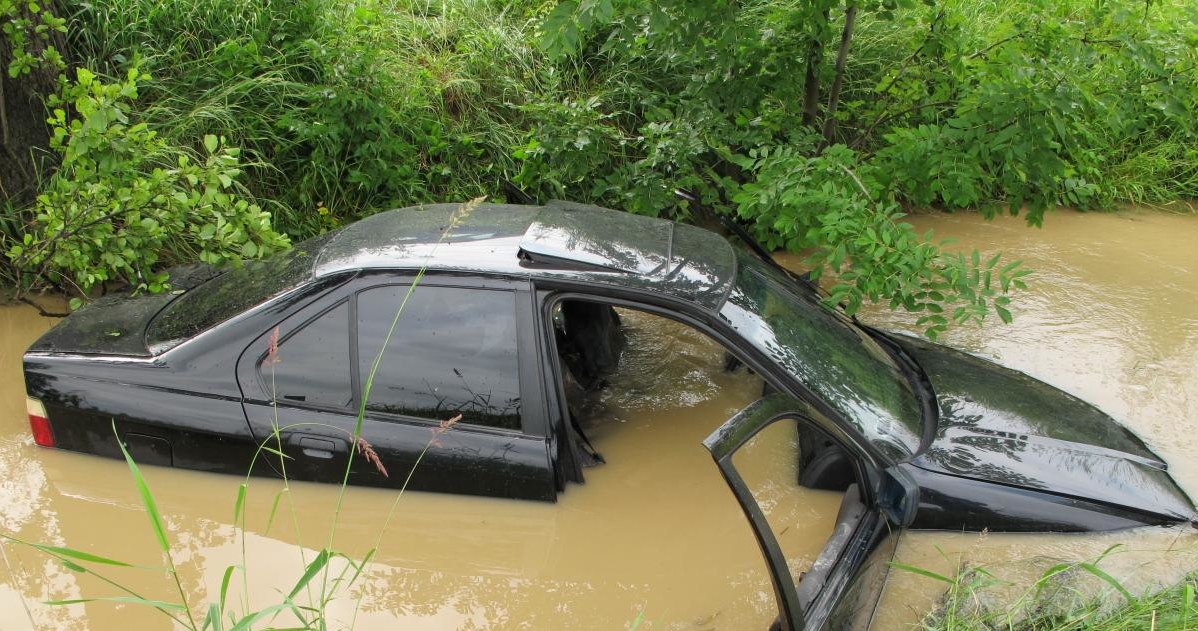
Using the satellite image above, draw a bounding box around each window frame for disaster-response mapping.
[533,279,893,490]
[349,276,530,435]
[244,270,546,439]
[254,297,354,411]
[703,399,888,631]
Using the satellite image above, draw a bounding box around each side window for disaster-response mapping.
[264,301,352,408]
[356,285,522,430]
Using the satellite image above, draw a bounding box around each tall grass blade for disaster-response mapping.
[46,596,186,610]
[889,561,955,584]
[1033,562,1074,596]
[112,421,196,628]
[1079,562,1134,601]
[1182,582,1194,626]
[233,483,246,524]
[31,543,133,567]
[113,421,170,552]
[220,565,235,613]
[228,602,297,631]
[345,548,376,587]
[264,488,285,535]
[288,549,331,599]
[203,602,223,631]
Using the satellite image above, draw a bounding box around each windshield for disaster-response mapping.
[719,252,924,460]
[146,231,340,351]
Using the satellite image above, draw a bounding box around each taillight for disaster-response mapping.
[26,397,54,448]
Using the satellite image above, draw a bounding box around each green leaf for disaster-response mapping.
[1079,562,1133,601]
[889,561,954,584]
[113,421,170,552]
[1034,563,1074,595]
[46,596,185,610]
[27,542,133,567]
[264,489,284,535]
[203,134,219,154]
[219,564,235,613]
[288,549,331,599]
[995,305,1012,324]
[233,483,246,524]
[345,548,376,587]
[228,602,296,631]
[203,602,223,631]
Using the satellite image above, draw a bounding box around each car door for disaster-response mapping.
[236,273,557,501]
[703,395,914,630]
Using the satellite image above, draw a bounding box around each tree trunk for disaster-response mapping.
[821,4,858,147]
[0,4,66,204]
[801,7,832,129]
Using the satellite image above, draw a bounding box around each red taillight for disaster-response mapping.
[26,397,54,448]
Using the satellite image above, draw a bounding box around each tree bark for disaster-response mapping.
[801,7,832,128]
[0,3,66,204]
[821,4,858,147]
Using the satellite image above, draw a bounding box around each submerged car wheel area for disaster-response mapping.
[22,201,1197,629]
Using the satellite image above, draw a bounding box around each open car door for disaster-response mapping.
[703,395,917,630]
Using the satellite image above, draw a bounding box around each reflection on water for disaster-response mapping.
[2,208,1197,629]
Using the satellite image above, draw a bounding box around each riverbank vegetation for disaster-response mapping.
[1,0,1195,332]
[898,554,1198,630]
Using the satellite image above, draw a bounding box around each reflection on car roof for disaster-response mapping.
[312,201,736,310]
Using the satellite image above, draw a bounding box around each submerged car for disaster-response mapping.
[23,201,1197,629]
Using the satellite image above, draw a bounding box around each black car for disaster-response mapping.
[22,201,1197,630]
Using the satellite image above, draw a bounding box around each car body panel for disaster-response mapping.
[894,334,1196,524]
[28,264,224,357]
[902,463,1182,532]
[23,355,263,475]
[27,293,173,357]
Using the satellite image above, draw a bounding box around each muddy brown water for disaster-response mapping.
[0,208,1196,629]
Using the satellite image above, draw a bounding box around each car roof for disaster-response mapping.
[311,201,737,310]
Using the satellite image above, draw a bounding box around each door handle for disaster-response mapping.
[297,436,338,459]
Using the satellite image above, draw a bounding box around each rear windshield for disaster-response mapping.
[146,232,339,351]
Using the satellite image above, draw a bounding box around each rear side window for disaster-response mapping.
[266,301,352,408]
[356,285,522,430]
[147,230,341,350]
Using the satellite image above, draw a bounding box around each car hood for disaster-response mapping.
[893,335,1196,522]
[26,264,223,357]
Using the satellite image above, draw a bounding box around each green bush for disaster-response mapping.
[7,68,289,299]
[3,0,1195,323]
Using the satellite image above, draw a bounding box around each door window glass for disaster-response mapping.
[265,301,352,408]
[356,285,522,430]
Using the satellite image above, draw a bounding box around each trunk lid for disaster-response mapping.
[26,264,222,357]
[894,335,1196,522]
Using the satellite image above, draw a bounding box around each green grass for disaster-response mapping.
[897,549,1198,631]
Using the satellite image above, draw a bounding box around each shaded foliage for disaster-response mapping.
[0,0,1194,333]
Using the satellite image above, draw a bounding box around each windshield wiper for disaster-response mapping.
[857,324,939,452]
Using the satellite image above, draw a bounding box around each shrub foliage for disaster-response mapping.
[1,0,1195,333]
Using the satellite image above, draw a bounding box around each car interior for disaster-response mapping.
[549,299,869,606]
